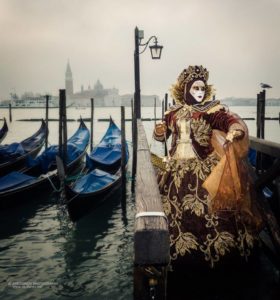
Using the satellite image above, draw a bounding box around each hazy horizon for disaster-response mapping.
[1,0,280,100]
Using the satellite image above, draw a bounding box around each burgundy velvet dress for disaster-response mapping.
[154,100,261,268]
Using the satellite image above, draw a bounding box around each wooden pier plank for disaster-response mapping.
[249,135,280,257]
[135,120,169,266]
[249,136,280,158]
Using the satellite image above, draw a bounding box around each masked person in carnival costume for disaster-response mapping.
[153,65,262,269]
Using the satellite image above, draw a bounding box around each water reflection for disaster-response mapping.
[55,187,133,299]
[0,106,278,299]
[0,192,55,240]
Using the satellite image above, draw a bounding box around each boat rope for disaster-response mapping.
[64,165,87,185]
[40,171,61,192]
[47,176,61,192]
[64,173,83,183]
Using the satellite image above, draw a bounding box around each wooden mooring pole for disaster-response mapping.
[58,92,62,159]
[131,96,138,190]
[154,97,157,127]
[131,98,134,142]
[164,94,168,157]
[164,93,168,112]
[256,90,266,173]
[161,99,164,121]
[260,90,266,139]
[9,103,12,122]
[121,106,126,205]
[90,98,94,152]
[45,95,49,150]
[59,89,67,169]
[63,92,67,167]
[256,93,260,138]
[134,119,169,300]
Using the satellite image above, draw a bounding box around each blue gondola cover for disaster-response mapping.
[0,120,47,168]
[0,143,26,163]
[73,169,118,194]
[27,124,90,173]
[87,119,129,169]
[0,171,36,192]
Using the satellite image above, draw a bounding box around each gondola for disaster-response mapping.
[0,119,47,176]
[0,119,90,209]
[86,117,128,173]
[0,118,8,143]
[59,118,129,221]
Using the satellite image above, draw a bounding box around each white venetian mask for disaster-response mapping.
[189,80,206,102]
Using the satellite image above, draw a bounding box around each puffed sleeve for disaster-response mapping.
[205,107,245,134]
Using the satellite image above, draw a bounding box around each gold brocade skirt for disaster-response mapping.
[157,154,259,268]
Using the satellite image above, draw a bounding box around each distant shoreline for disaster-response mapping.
[0,100,280,109]
[0,106,60,109]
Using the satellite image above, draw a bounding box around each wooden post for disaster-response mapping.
[56,156,66,200]
[121,106,126,201]
[59,89,67,168]
[9,103,12,122]
[164,94,168,156]
[256,93,260,172]
[164,93,168,112]
[256,93,260,138]
[256,92,265,173]
[90,98,94,152]
[256,89,266,139]
[131,99,138,185]
[134,119,169,300]
[154,97,157,126]
[59,90,63,159]
[260,89,266,139]
[45,95,49,150]
[134,27,141,119]
[131,98,134,139]
[62,91,67,167]
[161,100,164,120]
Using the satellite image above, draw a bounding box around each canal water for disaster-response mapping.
[0,105,279,299]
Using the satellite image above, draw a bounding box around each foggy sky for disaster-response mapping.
[1,0,280,100]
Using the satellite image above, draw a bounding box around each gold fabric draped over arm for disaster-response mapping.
[203,117,255,217]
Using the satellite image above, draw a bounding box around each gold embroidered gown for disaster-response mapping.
[154,101,261,268]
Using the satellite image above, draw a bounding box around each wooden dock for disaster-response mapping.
[134,119,169,300]
[133,120,280,299]
[249,136,280,262]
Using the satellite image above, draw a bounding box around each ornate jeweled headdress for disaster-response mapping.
[178,65,209,86]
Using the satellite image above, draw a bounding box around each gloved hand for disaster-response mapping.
[225,129,244,142]
[154,122,167,136]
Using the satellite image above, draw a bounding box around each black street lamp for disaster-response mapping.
[134,27,163,119]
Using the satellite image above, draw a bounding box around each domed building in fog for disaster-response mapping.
[65,61,120,106]
[65,61,160,107]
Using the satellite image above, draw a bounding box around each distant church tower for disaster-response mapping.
[65,60,73,97]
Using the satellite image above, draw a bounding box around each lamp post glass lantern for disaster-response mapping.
[134,27,163,119]
[149,39,163,59]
